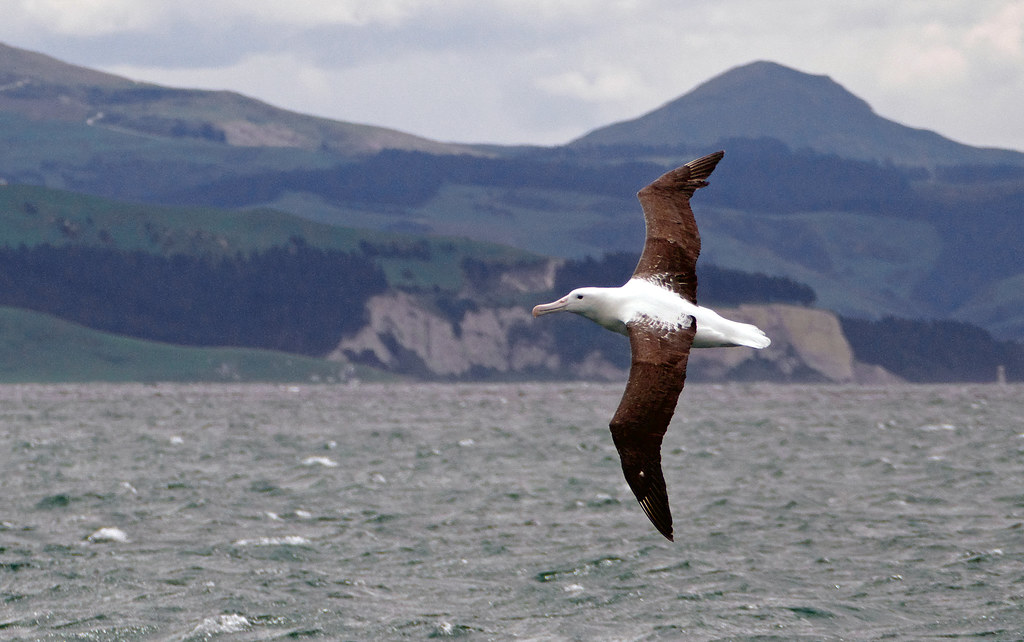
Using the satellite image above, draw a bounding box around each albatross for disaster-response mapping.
[532,151,770,541]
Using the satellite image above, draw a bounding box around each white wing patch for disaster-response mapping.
[630,312,694,337]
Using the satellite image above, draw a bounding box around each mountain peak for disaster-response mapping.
[571,60,1022,166]
[572,61,880,154]
[686,60,873,113]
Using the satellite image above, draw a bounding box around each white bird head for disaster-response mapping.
[532,287,627,333]
[533,288,595,316]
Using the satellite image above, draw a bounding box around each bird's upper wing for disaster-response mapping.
[633,151,724,304]
[609,315,696,541]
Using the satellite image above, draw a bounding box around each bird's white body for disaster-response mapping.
[539,278,771,349]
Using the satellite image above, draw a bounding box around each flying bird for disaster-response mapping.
[532,151,770,541]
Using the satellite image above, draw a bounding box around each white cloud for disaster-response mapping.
[6,0,163,35]
[3,0,424,33]
[878,41,971,89]
[967,2,1024,58]
[211,0,422,27]
[535,68,649,102]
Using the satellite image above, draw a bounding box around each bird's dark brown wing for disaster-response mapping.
[633,151,724,303]
[608,315,696,541]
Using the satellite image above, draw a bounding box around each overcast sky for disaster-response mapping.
[1,0,1022,150]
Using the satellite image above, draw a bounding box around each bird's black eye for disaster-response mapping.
[576,294,584,299]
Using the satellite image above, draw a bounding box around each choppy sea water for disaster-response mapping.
[2,382,1023,641]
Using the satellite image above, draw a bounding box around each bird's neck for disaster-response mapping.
[577,286,630,335]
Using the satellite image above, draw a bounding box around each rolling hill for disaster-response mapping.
[0,42,473,156]
[0,41,480,203]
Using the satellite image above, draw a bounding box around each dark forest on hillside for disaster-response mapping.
[841,316,1024,383]
[0,241,386,355]
[552,251,817,306]
[163,143,927,216]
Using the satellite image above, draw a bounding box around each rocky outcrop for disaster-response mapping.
[330,295,897,383]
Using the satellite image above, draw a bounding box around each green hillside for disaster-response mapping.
[0,306,389,383]
[0,183,541,293]
[0,183,551,381]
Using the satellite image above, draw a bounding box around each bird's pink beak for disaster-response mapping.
[532,296,569,317]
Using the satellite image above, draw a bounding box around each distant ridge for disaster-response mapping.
[0,41,131,88]
[572,61,1024,167]
[0,41,474,156]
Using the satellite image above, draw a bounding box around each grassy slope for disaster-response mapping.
[694,207,945,318]
[0,306,393,383]
[0,183,541,293]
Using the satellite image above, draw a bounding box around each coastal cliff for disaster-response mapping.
[331,295,897,383]
[330,292,554,377]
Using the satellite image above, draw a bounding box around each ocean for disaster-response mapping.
[1,382,1023,640]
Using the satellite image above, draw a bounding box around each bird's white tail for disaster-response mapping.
[736,322,771,349]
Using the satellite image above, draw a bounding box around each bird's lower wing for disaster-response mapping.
[609,316,696,541]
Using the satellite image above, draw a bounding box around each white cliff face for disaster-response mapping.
[687,304,900,384]
[332,295,897,383]
[687,304,855,381]
[330,292,556,376]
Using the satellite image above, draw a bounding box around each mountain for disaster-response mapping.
[572,61,1024,167]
